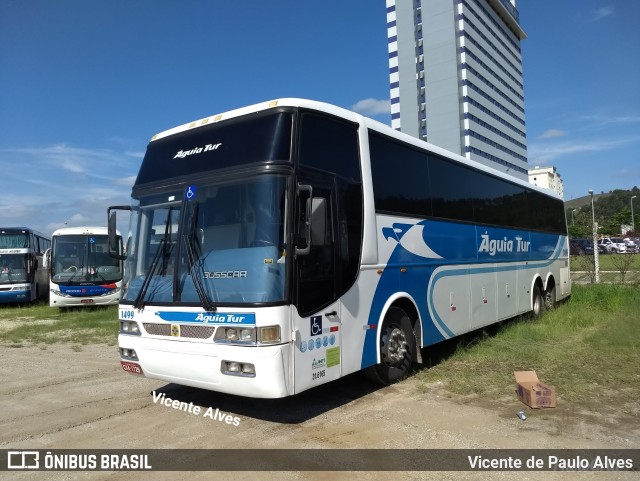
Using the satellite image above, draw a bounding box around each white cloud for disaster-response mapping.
[540,129,567,139]
[350,98,390,116]
[528,135,640,164]
[579,113,640,125]
[60,158,86,174]
[587,6,614,22]
[612,168,640,178]
[0,143,140,235]
[125,150,145,159]
[113,175,137,187]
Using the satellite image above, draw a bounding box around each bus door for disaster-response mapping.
[292,178,342,393]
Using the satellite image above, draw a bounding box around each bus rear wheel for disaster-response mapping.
[544,285,556,310]
[365,306,416,385]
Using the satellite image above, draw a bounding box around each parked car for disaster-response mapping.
[598,237,627,254]
[623,237,639,253]
[569,238,594,255]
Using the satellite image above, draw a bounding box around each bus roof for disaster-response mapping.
[51,226,110,237]
[149,98,562,201]
[0,227,49,238]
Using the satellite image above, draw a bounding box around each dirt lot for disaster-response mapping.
[1,342,638,481]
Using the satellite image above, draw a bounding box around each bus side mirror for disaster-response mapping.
[43,248,51,269]
[108,205,130,260]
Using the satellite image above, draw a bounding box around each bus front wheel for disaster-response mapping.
[365,306,416,385]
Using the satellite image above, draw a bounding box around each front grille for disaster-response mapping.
[142,323,215,339]
[180,325,216,339]
[143,323,171,336]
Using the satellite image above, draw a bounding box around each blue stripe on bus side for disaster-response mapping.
[361,219,565,369]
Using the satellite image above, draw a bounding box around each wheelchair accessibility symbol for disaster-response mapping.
[310,316,322,337]
[186,185,196,200]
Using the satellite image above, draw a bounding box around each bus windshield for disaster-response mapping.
[0,233,29,249]
[0,253,29,284]
[51,234,123,284]
[123,175,288,306]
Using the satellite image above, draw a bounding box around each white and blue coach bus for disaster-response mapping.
[46,227,124,307]
[0,227,50,303]
[109,99,570,398]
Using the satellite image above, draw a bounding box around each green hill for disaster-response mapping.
[565,187,639,237]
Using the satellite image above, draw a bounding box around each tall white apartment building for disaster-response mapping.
[528,165,564,199]
[387,0,528,179]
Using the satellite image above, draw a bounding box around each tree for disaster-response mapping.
[602,209,632,235]
[567,209,592,238]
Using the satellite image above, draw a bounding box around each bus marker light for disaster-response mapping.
[330,326,339,332]
[258,326,280,343]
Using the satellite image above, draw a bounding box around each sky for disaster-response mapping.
[1,0,638,236]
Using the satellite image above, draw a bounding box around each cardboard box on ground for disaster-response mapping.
[514,371,557,408]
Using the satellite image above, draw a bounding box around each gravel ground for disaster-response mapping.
[1,343,638,480]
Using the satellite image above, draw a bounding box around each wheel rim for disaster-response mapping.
[381,325,408,365]
[533,291,542,316]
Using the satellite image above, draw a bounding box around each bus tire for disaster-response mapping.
[364,306,415,385]
[531,285,544,319]
[544,284,556,310]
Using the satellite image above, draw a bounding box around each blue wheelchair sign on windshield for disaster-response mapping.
[186,185,196,201]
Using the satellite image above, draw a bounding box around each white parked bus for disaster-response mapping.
[109,99,570,398]
[0,227,50,303]
[46,227,123,307]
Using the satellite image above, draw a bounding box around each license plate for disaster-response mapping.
[121,361,143,375]
[81,299,94,304]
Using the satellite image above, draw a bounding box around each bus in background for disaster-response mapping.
[0,227,50,303]
[109,98,570,398]
[46,227,123,307]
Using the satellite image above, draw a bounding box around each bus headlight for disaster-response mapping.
[240,328,254,341]
[221,360,256,377]
[213,325,280,345]
[227,362,241,372]
[214,326,256,344]
[99,287,121,297]
[225,328,238,341]
[120,347,139,360]
[50,289,73,298]
[120,320,141,335]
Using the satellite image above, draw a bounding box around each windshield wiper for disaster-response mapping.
[133,238,165,310]
[183,234,216,312]
[134,207,175,309]
[181,201,216,311]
